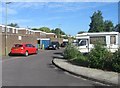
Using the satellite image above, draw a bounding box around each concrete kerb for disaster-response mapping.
[52,58,119,86]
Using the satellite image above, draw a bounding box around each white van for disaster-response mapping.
[76,32,120,53]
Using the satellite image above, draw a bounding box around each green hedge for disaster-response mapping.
[63,42,120,73]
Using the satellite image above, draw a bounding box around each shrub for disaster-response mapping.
[63,43,80,61]
[88,42,112,69]
[73,53,89,67]
[112,48,120,72]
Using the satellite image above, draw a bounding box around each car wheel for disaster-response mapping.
[25,51,28,56]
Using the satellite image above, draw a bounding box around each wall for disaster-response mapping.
[51,38,63,44]
[2,33,37,56]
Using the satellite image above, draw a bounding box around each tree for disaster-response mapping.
[88,10,104,32]
[32,28,38,30]
[104,20,114,32]
[52,28,65,38]
[7,23,19,28]
[115,24,120,33]
[78,31,86,34]
[39,27,51,33]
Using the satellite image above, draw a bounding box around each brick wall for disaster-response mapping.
[51,38,63,44]
[46,34,56,38]
[2,33,37,56]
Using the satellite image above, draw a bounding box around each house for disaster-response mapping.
[0,25,18,34]
[46,33,57,38]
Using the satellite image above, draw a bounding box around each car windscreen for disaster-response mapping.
[14,44,23,47]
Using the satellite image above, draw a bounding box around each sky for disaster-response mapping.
[0,1,119,36]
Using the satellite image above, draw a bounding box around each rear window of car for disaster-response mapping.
[14,44,23,47]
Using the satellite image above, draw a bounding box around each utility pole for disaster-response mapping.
[5,1,11,56]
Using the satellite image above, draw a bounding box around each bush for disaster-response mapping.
[88,42,112,70]
[63,41,120,72]
[112,48,120,72]
[73,53,89,67]
[63,43,80,60]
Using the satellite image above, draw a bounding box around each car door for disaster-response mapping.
[25,44,32,54]
[30,44,36,53]
[78,39,89,53]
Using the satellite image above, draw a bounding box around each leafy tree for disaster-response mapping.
[88,10,104,32]
[39,27,51,33]
[32,28,38,30]
[78,31,86,34]
[7,23,19,28]
[52,28,65,38]
[114,24,120,33]
[104,20,114,32]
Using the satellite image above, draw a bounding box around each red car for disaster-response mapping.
[10,43,38,56]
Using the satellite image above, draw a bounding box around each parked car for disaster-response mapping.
[47,41,60,50]
[10,43,38,56]
[61,42,68,47]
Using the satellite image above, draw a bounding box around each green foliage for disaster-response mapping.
[77,31,86,34]
[115,24,120,33]
[112,48,120,72]
[32,28,38,30]
[104,20,114,32]
[7,23,19,28]
[63,43,79,60]
[88,10,115,32]
[39,27,51,33]
[52,28,65,38]
[88,10,104,32]
[64,41,120,72]
[88,42,110,69]
[73,53,89,67]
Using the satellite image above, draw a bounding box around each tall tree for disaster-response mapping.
[7,23,19,28]
[88,10,104,32]
[115,24,120,33]
[104,20,114,32]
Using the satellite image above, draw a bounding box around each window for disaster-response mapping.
[90,36,106,45]
[26,44,34,47]
[14,44,23,47]
[78,40,86,46]
[110,36,116,44]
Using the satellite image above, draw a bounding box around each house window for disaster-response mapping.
[110,36,116,44]
[90,36,106,45]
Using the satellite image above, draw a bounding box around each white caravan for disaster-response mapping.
[76,32,120,53]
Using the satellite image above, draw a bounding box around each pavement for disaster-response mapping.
[52,58,119,86]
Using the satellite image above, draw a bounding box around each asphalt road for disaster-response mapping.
[2,49,106,86]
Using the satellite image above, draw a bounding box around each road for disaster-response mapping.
[2,49,106,86]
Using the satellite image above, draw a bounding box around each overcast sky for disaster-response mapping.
[1,1,118,35]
